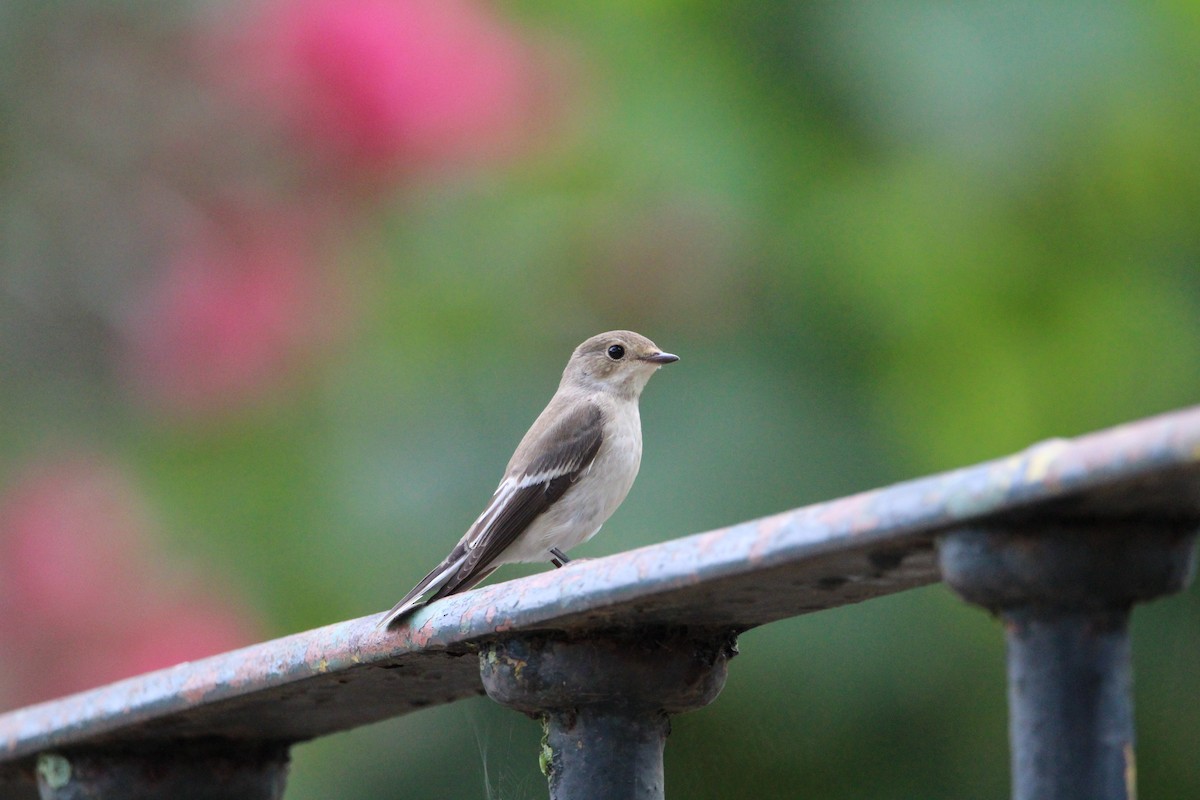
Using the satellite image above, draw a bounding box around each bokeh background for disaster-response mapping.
[2,0,1199,797]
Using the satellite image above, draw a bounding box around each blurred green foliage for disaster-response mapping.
[3,0,1199,797]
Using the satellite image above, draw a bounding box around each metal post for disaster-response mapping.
[479,629,736,800]
[939,524,1197,800]
[35,743,290,800]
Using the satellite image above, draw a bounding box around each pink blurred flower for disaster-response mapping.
[125,213,332,417]
[0,456,151,633]
[0,454,261,706]
[10,590,261,705]
[211,0,543,173]
[119,592,263,679]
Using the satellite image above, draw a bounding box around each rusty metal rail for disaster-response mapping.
[2,406,1199,798]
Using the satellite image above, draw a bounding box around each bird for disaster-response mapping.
[377,330,678,628]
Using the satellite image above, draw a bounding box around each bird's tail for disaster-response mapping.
[376,552,467,629]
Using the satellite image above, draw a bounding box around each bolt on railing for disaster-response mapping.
[1,406,1198,799]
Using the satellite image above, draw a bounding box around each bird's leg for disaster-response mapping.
[549,548,570,568]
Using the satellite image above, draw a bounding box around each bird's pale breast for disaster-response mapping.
[502,399,643,563]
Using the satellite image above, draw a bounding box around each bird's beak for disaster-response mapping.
[641,351,679,365]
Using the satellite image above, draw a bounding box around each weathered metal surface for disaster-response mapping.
[1004,609,1136,800]
[479,631,735,800]
[940,524,1198,612]
[940,527,1197,800]
[0,405,1197,790]
[33,743,289,800]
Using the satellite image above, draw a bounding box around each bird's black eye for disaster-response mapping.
[606,344,625,360]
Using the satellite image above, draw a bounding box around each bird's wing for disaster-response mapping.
[378,401,603,628]
[434,400,605,597]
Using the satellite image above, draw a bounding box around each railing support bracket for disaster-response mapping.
[480,628,736,800]
[34,741,290,800]
[940,523,1197,800]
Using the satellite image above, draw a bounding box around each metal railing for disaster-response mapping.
[2,406,1198,799]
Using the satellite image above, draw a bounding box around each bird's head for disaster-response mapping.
[564,330,678,398]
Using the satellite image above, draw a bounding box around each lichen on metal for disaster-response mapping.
[0,405,1197,792]
[37,754,71,790]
